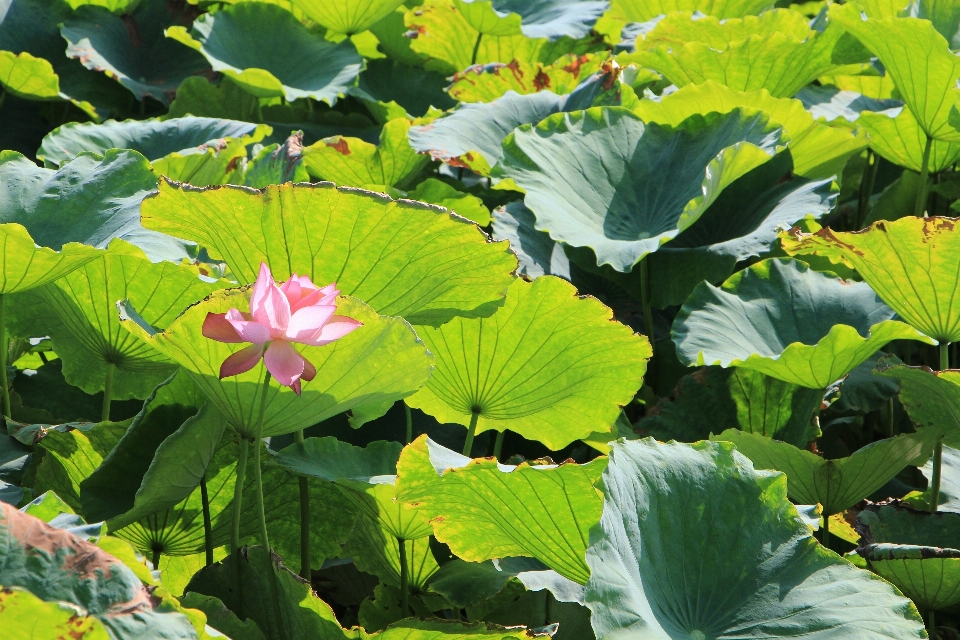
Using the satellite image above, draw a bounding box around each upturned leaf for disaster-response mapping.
[875,361,960,448]
[859,107,960,172]
[455,0,609,40]
[0,224,101,295]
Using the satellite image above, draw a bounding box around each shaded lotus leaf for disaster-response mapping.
[455,0,609,40]
[406,277,650,450]
[632,80,867,179]
[875,362,960,449]
[289,0,406,35]
[832,3,960,143]
[60,1,210,106]
[140,180,517,326]
[167,76,260,121]
[859,107,960,172]
[303,119,430,190]
[637,365,822,447]
[498,106,784,272]
[38,116,269,166]
[356,58,456,118]
[715,428,939,516]
[0,586,111,639]
[180,591,267,640]
[405,178,491,226]
[634,10,857,98]
[447,53,607,103]
[166,3,363,103]
[857,500,960,612]
[584,438,926,639]
[492,201,572,279]
[673,258,932,389]
[0,502,198,639]
[782,216,960,344]
[796,85,903,124]
[396,435,605,585]
[824,351,900,416]
[918,444,960,513]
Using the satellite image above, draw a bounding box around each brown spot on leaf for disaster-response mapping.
[533,70,550,90]
[562,55,589,78]
[325,138,351,155]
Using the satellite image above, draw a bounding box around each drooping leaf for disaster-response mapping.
[140,180,517,326]
[60,1,210,105]
[499,106,784,272]
[406,277,650,450]
[875,361,960,448]
[396,435,606,585]
[584,438,926,639]
[166,3,363,103]
[782,216,960,344]
[0,224,101,295]
[857,500,960,612]
[672,258,932,389]
[796,84,903,124]
[289,0,406,35]
[714,428,939,516]
[446,53,607,103]
[275,437,401,482]
[491,202,573,280]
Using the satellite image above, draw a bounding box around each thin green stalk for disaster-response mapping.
[930,342,950,512]
[928,609,937,637]
[470,33,483,66]
[398,537,409,617]
[200,476,213,566]
[0,90,6,111]
[231,435,249,616]
[0,294,9,418]
[404,404,413,445]
[887,397,895,438]
[294,429,311,580]
[856,150,878,229]
[544,590,553,627]
[821,513,830,549]
[640,257,655,365]
[915,134,934,217]
[152,547,161,572]
[101,363,114,422]
[492,431,504,460]
[462,410,480,457]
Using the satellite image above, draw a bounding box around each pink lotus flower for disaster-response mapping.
[202,263,362,395]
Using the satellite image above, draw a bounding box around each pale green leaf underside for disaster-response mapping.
[0,224,101,294]
[290,0,406,34]
[860,108,960,173]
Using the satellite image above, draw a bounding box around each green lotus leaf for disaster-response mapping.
[167,76,261,122]
[455,0,609,40]
[832,3,960,143]
[0,502,198,639]
[0,224,102,296]
[584,438,927,639]
[303,119,430,190]
[907,0,960,47]
[919,444,960,512]
[180,591,267,640]
[782,216,960,344]
[796,84,903,125]
[396,435,606,585]
[166,3,363,103]
[874,362,960,448]
[140,181,517,326]
[824,351,900,416]
[38,116,269,166]
[152,137,249,187]
[60,2,210,106]
[121,287,433,438]
[498,106,784,272]
[405,277,650,450]
[0,50,59,100]
[447,53,607,103]
[596,0,772,39]
[634,10,856,98]
[356,58,456,118]
[714,428,939,516]
[857,501,960,612]
[275,437,401,482]
[672,258,933,389]
[406,178,491,226]
[289,0,406,35]
[240,133,310,189]
[859,107,960,172]
[0,585,111,639]
[818,70,899,101]
[491,202,572,280]
[637,365,822,446]
[632,80,867,179]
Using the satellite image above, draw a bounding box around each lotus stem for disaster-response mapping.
[404,403,413,445]
[463,409,480,457]
[639,256,655,369]
[544,590,553,627]
[470,33,483,66]
[929,341,951,512]
[915,134,933,217]
[0,294,9,419]
[856,150,878,229]
[887,397,895,438]
[821,513,830,549]
[0,91,6,112]
[398,537,410,616]
[294,429,311,580]
[101,363,114,422]
[152,547,161,572]
[928,610,937,636]
[200,475,213,567]
[493,431,504,460]
[231,435,249,616]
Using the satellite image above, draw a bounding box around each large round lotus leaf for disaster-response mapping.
[598,0,772,36]
[166,3,363,103]
[632,80,866,179]
[289,0,406,35]
[38,117,269,166]
[782,216,960,344]
[672,258,933,388]
[140,180,517,327]
[875,362,960,449]
[713,427,939,516]
[0,149,190,263]
[832,3,960,143]
[396,435,606,585]
[456,0,609,40]
[446,53,607,103]
[12,241,223,399]
[0,224,101,295]
[405,276,650,450]
[859,108,960,173]
[60,2,210,106]
[584,438,927,639]
[857,501,960,612]
[0,586,111,640]
[634,10,853,98]
[498,107,784,272]
[0,502,198,639]
[120,287,433,439]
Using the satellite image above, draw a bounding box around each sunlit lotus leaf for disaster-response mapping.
[302,119,430,190]
[121,287,432,438]
[673,258,933,388]
[857,501,960,612]
[60,1,209,106]
[406,277,650,450]
[633,80,866,179]
[289,0,406,35]
[596,0,772,40]
[38,116,269,166]
[782,216,960,344]
[832,3,960,142]
[818,71,900,101]
[140,181,517,326]
[0,586,111,640]
[0,224,100,295]
[396,435,605,585]
[585,438,927,639]
[0,50,59,100]
[166,3,363,103]
[859,107,960,172]
[239,133,309,189]
[151,138,248,187]
[716,428,938,516]
[405,178,491,226]
[498,106,784,272]
[875,362,960,449]
[455,0,609,40]
[447,53,607,102]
